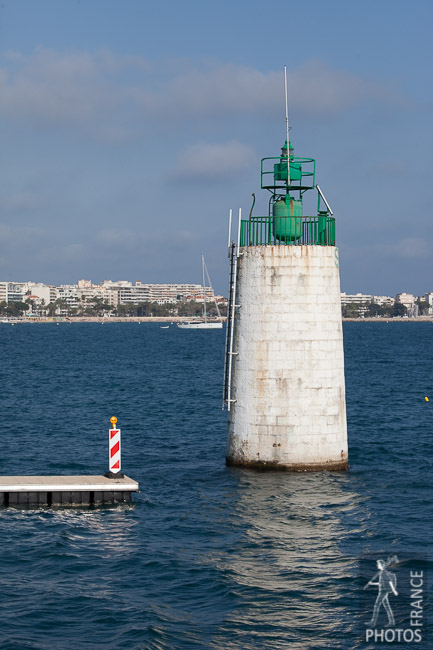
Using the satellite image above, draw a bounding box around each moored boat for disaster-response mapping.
[177,255,223,330]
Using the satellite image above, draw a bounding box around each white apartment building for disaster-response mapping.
[27,283,56,306]
[1,278,224,312]
[340,292,373,306]
[113,283,214,305]
[58,281,122,309]
[424,293,433,315]
[341,293,396,308]
[0,282,8,302]
[395,292,415,307]
[57,285,80,309]
[372,295,394,307]
[340,293,396,316]
[58,284,112,308]
[98,280,132,307]
[0,281,56,306]
[0,282,29,302]
[340,293,373,316]
[57,280,215,308]
[395,293,417,317]
[79,285,118,307]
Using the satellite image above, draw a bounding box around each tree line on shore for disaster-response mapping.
[2,296,429,319]
[0,297,227,318]
[342,298,429,318]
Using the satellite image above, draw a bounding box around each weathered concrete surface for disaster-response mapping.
[226,245,348,471]
[226,457,348,471]
[0,475,139,492]
[0,475,139,506]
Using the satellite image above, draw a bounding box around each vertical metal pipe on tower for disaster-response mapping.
[223,84,348,471]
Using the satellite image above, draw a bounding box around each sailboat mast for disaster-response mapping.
[203,257,221,319]
[202,253,207,323]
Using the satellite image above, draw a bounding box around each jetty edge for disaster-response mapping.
[0,417,139,507]
[0,475,139,506]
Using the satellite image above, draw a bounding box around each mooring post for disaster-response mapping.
[0,418,138,506]
[105,416,124,478]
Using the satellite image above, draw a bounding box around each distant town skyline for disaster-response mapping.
[1,271,433,300]
[1,0,432,295]
[0,274,432,299]
[1,278,431,305]
[2,279,432,319]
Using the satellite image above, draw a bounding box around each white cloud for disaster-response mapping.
[370,161,407,177]
[95,227,198,248]
[96,228,137,246]
[382,238,430,259]
[63,243,87,260]
[0,191,45,212]
[0,49,392,134]
[0,47,109,123]
[170,140,256,181]
[0,222,44,244]
[158,60,372,118]
[342,237,430,262]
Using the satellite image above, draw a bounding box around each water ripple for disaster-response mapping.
[0,323,431,649]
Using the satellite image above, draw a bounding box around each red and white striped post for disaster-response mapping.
[105,416,124,478]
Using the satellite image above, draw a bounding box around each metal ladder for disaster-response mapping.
[222,209,241,410]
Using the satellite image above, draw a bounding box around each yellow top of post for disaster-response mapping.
[110,416,118,428]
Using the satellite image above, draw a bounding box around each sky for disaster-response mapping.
[0,0,432,296]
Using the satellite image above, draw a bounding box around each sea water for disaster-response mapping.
[0,322,431,649]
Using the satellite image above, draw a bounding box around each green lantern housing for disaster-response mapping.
[241,136,335,247]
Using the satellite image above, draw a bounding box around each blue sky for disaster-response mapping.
[1,0,432,295]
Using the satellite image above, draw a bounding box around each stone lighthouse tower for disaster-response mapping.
[223,122,348,470]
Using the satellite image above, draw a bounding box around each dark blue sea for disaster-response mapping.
[0,322,431,649]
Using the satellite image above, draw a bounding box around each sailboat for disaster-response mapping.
[177,255,223,330]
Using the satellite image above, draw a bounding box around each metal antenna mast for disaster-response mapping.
[284,65,290,186]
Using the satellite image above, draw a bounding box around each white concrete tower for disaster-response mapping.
[223,128,348,471]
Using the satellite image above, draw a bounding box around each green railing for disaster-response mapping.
[240,216,336,247]
[261,156,316,192]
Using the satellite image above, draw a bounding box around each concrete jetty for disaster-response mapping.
[0,475,139,506]
[0,418,139,507]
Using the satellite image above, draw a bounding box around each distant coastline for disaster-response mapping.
[2,316,433,324]
[0,316,225,324]
[342,317,433,322]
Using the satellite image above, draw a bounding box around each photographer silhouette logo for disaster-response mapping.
[362,554,425,644]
